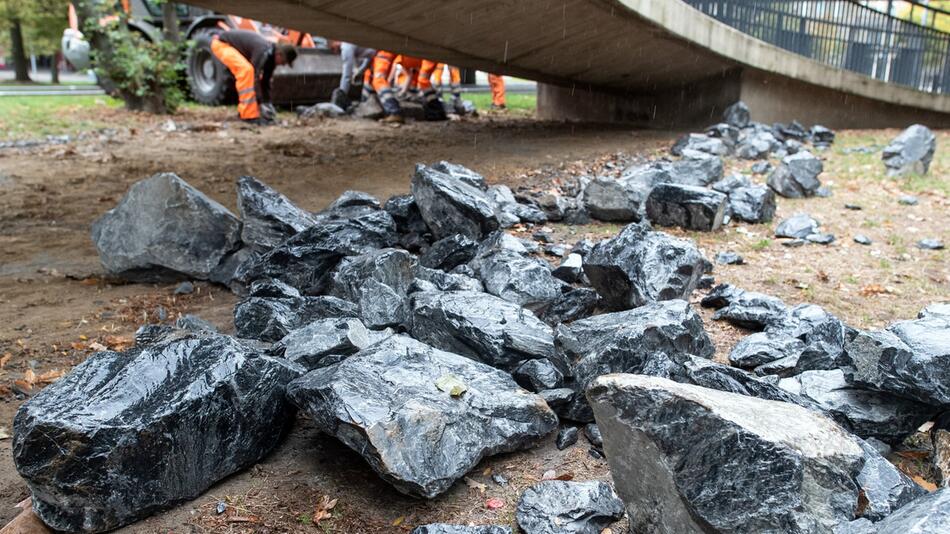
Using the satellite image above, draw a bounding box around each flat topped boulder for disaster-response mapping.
[645,183,727,231]
[515,480,625,534]
[236,175,316,251]
[91,172,241,281]
[13,330,302,533]
[588,375,868,534]
[882,124,936,177]
[411,164,498,240]
[728,185,776,224]
[233,295,358,342]
[286,335,557,498]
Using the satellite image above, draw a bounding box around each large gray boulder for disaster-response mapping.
[275,317,371,370]
[779,369,936,444]
[330,248,414,328]
[236,175,316,251]
[233,295,358,342]
[645,183,728,231]
[91,173,241,281]
[286,335,557,498]
[671,150,723,187]
[882,124,936,177]
[13,330,302,533]
[671,133,729,157]
[728,185,777,223]
[768,151,823,198]
[583,222,707,311]
[411,164,498,240]
[410,290,560,372]
[515,480,625,534]
[583,176,644,222]
[469,239,562,312]
[723,101,751,128]
[868,487,950,532]
[843,315,950,408]
[588,375,868,534]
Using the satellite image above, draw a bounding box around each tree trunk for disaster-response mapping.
[51,53,61,84]
[9,19,32,83]
[162,2,180,43]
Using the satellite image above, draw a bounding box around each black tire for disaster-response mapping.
[186,29,236,105]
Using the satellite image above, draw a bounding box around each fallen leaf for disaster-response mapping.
[89,342,107,352]
[0,426,10,440]
[859,284,891,297]
[70,342,85,351]
[391,516,405,526]
[0,353,11,368]
[435,374,468,397]
[79,335,88,341]
[23,369,36,386]
[227,516,258,523]
[104,335,133,351]
[312,495,338,525]
[912,475,937,492]
[485,497,505,510]
[36,370,63,384]
[464,477,487,493]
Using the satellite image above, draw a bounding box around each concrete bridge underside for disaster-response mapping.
[191,0,950,128]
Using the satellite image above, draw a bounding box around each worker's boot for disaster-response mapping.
[331,88,350,111]
[451,96,466,115]
[490,103,507,111]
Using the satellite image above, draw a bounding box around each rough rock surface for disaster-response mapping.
[420,234,478,271]
[411,526,511,534]
[583,222,707,310]
[779,369,936,444]
[411,164,498,240]
[236,175,316,251]
[723,101,750,128]
[538,288,601,327]
[729,331,804,372]
[768,151,824,198]
[413,266,484,293]
[736,131,777,160]
[588,375,868,534]
[775,213,820,239]
[431,160,488,190]
[410,290,559,372]
[233,295,358,342]
[469,244,562,312]
[583,176,644,222]
[645,184,727,231]
[286,336,557,498]
[552,253,583,283]
[515,481,624,534]
[711,173,751,194]
[671,150,723,187]
[728,185,777,223]
[701,284,789,330]
[331,248,414,328]
[13,330,302,533]
[91,173,241,281]
[671,133,728,157]
[275,318,371,370]
[869,487,950,532]
[514,359,565,392]
[882,124,936,176]
[854,447,927,521]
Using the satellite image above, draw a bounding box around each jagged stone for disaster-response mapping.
[487,185,547,227]
[420,234,478,271]
[556,427,579,450]
[751,161,773,175]
[736,131,777,160]
[918,238,945,250]
[852,442,926,522]
[469,241,562,312]
[209,246,256,293]
[247,278,300,298]
[552,253,583,283]
[411,526,511,534]
[729,331,804,371]
[854,235,872,245]
[776,213,820,239]
[882,124,936,176]
[236,175,316,251]
[584,423,603,448]
[807,233,836,245]
[384,194,431,250]
[175,314,217,333]
[538,288,600,326]
[540,388,575,409]
[711,173,751,194]
[411,164,498,240]
[12,330,302,533]
[645,184,727,231]
[671,150,723,187]
[513,359,564,392]
[779,369,936,445]
[91,173,241,281]
[286,335,557,498]
[705,123,740,150]
[701,284,789,331]
[671,133,729,157]
[515,481,624,534]
[583,222,707,311]
[275,317,371,370]
[431,161,488,190]
[233,295,358,342]
[728,185,777,223]
[715,252,744,265]
[331,248,414,328]
[768,151,824,198]
[583,176,644,222]
[588,375,869,534]
[410,290,560,372]
[810,125,835,147]
[723,101,750,128]
[869,487,950,532]
[771,303,851,372]
[898,194,919,206]
[413,266,484,292]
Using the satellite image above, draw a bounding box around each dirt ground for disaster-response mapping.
[0,106,947,533]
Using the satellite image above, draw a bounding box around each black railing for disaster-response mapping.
[683,0,950,94]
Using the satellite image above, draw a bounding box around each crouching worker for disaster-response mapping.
[211,30,297,125]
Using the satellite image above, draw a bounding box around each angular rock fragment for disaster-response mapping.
[286,336,557,498]
[882,124,936,176]
[807,233,836,245]
[233,295,358,342]
[774,303,851,372]
[645,184,727,232]
[538,288,600,326]
[431,160,488,190]
[513,359,564,392]
[715,251,744,265]
[331,248,414,328]
[413,266,484,293]
[898,194,919,206]
[175,314,218,333]
[810,125,835,147]
[487,184,547,227]
[469,245,562,312]
[711,173,751,194]
[410,290,560,372]
[411,164,498,240]
[275,318,370,370]
[588,375,868,534]
[728,185,776,223]
[13,331,302,533]
[584,424,603,448]
[91,173,241,281]
[411,526,511,534]
[671,150,723,187]
[854,235,872,245]
[723,101,750,128]
[671,133,728,157]
[736,131,777,160]
[583,176,644,222]
[420,234,478,271]
[917,238,944,250]
[768,151,824,198]
[552,253,583,283]
[515,481,624,534]
[584,222,707,310]
[701,284,788,330]
[775,213,820,239]
[869,487,950,532]
[854,445,927,521]
[729,331,804,371]
[556,426,579,450]
[236,175,316,251]
[384,194,431,251]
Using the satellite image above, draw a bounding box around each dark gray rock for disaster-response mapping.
[869,487,950,532]
[515,480,624,534]
[582,176,648,222]
[421,234,478,271]
[326,190,380,211]
[882,124,936,177]
[729,331,805,371]
[723,101,750,128]
[584,222,707,311]
[736,131,777,160]
[854,235,872,245]
[768,151,824,198]
[12,330,302,533]
[556,426,579,450]
[286,335,557,498]
[236,215,397,295]
[715,251,744,265]
[807,233,836,245]
[331,248,414,329]
[918,238,945,250]
[91,173,241,281]
[773,303,851,372]
[728,185,777,223]
[538,288,601,327]
[233,295,358,342]
[751,161,773,175]
[411,526,511,534]
[384,194,431,250]
[671,150,723,187]
[898,194,919,206]
[645,183,727,231]
[209,246,256,293]
[514,359,564,392]
[236,175,316,251]
[411,164,498,240]
[810,125,835,147]
[431,161,488,191]
[588,375,868,534]
[783,238,808,248]
[584,424,603,448]
[487,184,547,227]
[671,133,728,157]
[413,266,484,293]
[552,253,583,283]
[711,173,751,194]
[275,317,370,370]
[470,248,562,312]
[779,369,936,445]
[853,443,927,521]
[843,316,950,408]
[410,290,560,372]
[175,314,217,333]
[247,278,300,298]
[776,213,820,239]
[705,123,740,149]
[701,284,789,330]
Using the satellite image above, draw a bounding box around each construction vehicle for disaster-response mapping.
[62,0,343,106]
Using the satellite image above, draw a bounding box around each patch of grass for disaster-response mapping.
[879,258,892,269]
[464,91,536,113]
[750,238,771,251]
[0,95,122,140]
[902,172,950,196]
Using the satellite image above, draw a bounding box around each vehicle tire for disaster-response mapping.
[187,29,236,105]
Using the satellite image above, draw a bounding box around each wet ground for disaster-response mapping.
[0,106,947,532]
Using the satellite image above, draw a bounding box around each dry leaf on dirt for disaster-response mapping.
[0,353,11,369]
[464,477,487,494]
[312,495,338,524]
[391,515,405,526]
[912,475,938,492]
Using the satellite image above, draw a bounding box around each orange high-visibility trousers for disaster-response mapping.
[395,55,422,92]
[417,60,439,102]
[433,64,462,100]
[488,73,506,107]
[211,37,260,120]
[371,51,400,115]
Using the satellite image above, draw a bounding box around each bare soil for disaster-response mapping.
[0,106,946,533]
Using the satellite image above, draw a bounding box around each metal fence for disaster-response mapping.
[683,0,950,94]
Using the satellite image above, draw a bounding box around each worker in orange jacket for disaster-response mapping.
[211,30,297,124]
[488,73,506,110]
[371,50,403,122]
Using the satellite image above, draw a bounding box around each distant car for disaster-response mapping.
[63,0,343,106]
